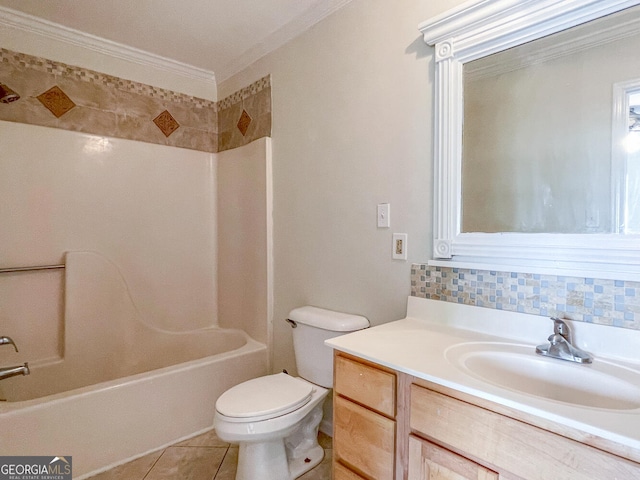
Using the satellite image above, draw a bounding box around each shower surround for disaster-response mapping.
[0,42,273,479]
[0,119,273,476]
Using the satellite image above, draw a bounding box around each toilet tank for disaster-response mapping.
[288,306,369,388]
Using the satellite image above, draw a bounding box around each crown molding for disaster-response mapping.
[0,6,216,85]
[465,7,640,81]
[216,0,354,82]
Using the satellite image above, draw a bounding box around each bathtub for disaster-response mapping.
[0,252,269,478]
[0,334,267,478]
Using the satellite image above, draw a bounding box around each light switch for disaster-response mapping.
[377,203,390,228]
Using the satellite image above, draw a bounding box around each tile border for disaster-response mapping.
[1,48,272,153]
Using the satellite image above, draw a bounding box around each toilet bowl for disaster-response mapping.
[213,306,369,480]
[214,373,328,480]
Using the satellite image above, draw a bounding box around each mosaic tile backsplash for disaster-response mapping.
[0,48,271,153]
[411,264,640,330]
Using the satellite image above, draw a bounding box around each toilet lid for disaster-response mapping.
[216,373,313,421]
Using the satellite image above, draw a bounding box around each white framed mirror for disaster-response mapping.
[419,0,640,279]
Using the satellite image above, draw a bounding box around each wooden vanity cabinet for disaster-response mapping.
[333,353,397,480]
[333,353,640,480]
[409,383,640,480]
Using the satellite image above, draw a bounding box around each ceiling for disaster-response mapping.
[0,0,352,82]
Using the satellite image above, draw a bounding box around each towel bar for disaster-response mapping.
[0,264,65,274]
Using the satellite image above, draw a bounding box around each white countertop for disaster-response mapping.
[326,296,640,453]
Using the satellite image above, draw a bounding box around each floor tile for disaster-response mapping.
[92,432,332,479]
[87,450,162,480]
[214,447,238,480]
[317,431,333,450]
[144,447,226,480]
[175,428,230,448]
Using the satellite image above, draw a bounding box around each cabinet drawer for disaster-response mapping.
[334,395,395,480]
[410,384,640,480]
[335,354,396,417]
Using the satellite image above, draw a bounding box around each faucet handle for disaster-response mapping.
[0,336,18,352]
[551,318,570,340]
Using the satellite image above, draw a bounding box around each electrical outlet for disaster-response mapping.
[392,233,407,260]
[377,203,390,228]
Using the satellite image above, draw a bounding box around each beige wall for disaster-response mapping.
[219,0,462,374]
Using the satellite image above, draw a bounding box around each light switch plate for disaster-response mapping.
[377,203,390,228]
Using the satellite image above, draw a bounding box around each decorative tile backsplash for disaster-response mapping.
[0,48,271,153]
[217,76,271,152]
[411,264,640,330]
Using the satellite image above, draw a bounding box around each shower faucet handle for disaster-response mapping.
[0,336,19,352]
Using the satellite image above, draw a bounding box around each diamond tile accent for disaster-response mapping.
[237,109,252,136]
[37,86,76,118]
[153,110,180,137]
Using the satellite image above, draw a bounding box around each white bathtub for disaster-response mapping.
[0,333,267,478]
[0,252,269,478]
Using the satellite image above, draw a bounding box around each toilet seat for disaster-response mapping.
[215,373,313,422]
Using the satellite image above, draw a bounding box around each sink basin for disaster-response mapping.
[445,342,640,410]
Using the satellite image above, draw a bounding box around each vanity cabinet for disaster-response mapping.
[409,383,640,480]
[332,353,640,480]
[333,353,397,479]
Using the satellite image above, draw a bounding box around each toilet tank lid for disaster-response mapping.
[288,306,369,332]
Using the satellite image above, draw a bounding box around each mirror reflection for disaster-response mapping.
[461,6,640,234]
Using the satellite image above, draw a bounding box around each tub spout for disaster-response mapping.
[0,362,30,380]
[0,336,19,352]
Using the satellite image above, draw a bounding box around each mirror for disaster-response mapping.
[419,0,640,277]
[462,6,640,234]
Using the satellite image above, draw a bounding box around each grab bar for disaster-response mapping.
[0,264,65,274]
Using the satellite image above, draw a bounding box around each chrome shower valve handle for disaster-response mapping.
[0,336,19,352]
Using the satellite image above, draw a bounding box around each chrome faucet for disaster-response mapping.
[0,362,30,380]
[0,336,30,380]
[536,318,593,364]
[0,336,19,352]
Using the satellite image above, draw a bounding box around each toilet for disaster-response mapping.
[213,306,369,480]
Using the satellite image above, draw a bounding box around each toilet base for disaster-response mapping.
[236,442,324,480]
[232,399,326,480]
[236,439,290,480]
[288,444,324,479]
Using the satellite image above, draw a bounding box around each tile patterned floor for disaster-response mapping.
[89,429,332,479]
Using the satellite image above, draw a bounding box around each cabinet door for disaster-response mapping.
[334,461,367,480]
[408,436,499,480]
